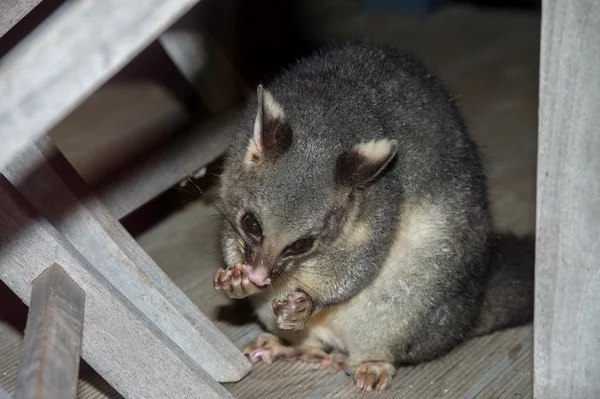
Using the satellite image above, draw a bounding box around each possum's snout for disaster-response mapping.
[246,265,271,286]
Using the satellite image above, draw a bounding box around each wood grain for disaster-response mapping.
[535,0,600,398]
[14,264,85,399]
[0,175,234,399]
[1,138,251,382]
[0,0,200,169]
[0,0,43,38]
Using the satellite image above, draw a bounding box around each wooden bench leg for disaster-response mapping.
[14,264,85,399]
[535,0,600,397]
[0,176,234,398]
[1,138,250,383]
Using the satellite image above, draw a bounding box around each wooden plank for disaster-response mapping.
[0,176,234,399]
[535,1,600,398]
[0,0,43,38]
[95,109,235,219]
[0,0,201,170]
[14,264,85,399]
[1,137,250,383]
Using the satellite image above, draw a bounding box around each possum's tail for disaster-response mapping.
[471,232,535,337]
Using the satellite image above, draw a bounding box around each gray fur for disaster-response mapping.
[216,41,534,388]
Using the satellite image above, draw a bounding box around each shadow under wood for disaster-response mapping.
[216,299,257,327]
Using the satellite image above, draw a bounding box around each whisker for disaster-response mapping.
[183,173,245,242]
[171,186,197,196]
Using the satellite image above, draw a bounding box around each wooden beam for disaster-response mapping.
[535,1,600,398]
[1,137,250,382]
[14,264,85,399]
[0,0,201,170]
[95,109,235,219]
[0,176,235,399]
[0,0,43,38]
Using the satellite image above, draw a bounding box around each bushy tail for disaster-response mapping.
[471,233,535,337]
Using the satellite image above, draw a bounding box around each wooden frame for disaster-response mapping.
[0,0,248,397]
[1,138,250,383]
[0,176,234,398]
[0,0,200,169]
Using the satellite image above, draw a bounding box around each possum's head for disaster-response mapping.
[218,85,397,287]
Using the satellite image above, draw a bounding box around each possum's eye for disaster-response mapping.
[241,214,262,239]
[284,237,314,256]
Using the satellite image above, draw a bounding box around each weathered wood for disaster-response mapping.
[535,1,600,398]
[1,137,250,382]
[0,176,235,399]
[14,264,85,399]
[95,109,235,219]
[0,0,43,38]
[0,0,201,170]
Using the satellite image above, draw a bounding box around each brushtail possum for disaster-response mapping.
[213,41,534,392]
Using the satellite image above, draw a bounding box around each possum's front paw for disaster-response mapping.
[213,263,262,298]
[272,291,313,331]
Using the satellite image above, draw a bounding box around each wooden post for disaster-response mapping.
[14,264,85,399]
[0,176,235,399]
[535,0,600,398]
[1,138,251,382]
[0,0,201,170]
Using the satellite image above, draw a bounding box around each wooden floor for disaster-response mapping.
[0,3,539,398]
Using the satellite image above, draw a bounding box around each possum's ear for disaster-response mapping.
[245,85,293,166]
[335,139,398,187]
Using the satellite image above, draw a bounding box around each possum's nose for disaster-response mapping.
[246,265,271,286]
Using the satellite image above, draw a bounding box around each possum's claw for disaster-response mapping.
[243,334,346,369]
[272,291,313,331]
[354,362,395,392]
[243,334,299,364]
[213,263,262,298]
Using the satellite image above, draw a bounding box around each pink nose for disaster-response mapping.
[246,265,271,286]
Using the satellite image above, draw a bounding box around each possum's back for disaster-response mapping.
[264,41,486,203]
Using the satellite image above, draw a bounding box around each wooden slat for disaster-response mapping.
[0,0,201,170]
[0,175,234,399]
[95,109,235,219]
[1,137,250,382]
[0,0,43,38]
[14,264,85,399]
[535,0,600,398]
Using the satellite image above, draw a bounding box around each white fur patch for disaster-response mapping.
[355,139,397,163]
[263,90,285,120]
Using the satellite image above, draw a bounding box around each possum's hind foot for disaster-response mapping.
[243,334,299,364]
[354,362,395,392]
[243,334,346,369]
[298,346,347,370]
